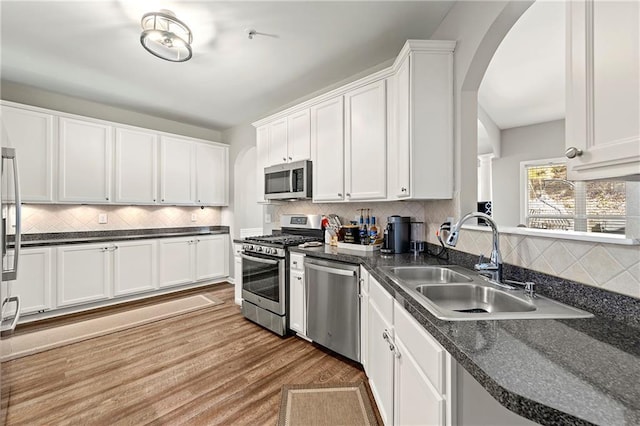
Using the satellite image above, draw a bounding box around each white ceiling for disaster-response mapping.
[478,0,565,130]
[0,1,455,131]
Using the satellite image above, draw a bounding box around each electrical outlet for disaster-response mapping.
[98,214,108,224]
[264,213,272,223]
[191,213,197,222]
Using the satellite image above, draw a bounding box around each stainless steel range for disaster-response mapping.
[241,214,323,336]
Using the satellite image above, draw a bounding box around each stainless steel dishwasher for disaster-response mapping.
[305,257,360,362]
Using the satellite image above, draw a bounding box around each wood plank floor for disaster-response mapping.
[1,284,375,425]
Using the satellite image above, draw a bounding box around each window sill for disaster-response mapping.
[461,224,639,245]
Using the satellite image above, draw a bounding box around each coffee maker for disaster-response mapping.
[381,215,411,254]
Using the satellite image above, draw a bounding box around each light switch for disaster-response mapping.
[265,213,272,223]
[98,214,108,224]
[191,213,197,222]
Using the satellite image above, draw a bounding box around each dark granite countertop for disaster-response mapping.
[12,226,230,247]
[290,245,640,426]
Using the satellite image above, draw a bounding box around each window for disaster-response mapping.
[522,160,627,234]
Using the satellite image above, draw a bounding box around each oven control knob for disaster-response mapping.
[257,246,263,252]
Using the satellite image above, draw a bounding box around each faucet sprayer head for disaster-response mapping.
[445,230,459,246]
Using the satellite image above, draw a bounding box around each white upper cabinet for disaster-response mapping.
[388,42,456,200]
[267,118,288,166]
[265,110,311,167]
[311,97,345,202]
[196,142,228,205]
[58,117,112,203]
[566,0,640,180]
[287,109,311,163]
[1,105,55,202]
[344,80,387,200]
[114,127,158,204]
[160,135,195,204]
[256,125,269,202]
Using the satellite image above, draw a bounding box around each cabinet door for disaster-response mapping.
[287,109,311,162]
[256,125,269,202]
[113,240,157,297]
[234,251,243,306]
[289,269,306,335]
[57,243,110,307]
[367,279,394,425]
[59,117,112,203]
[114,127,158,204]
[160,136,195,204]
[8,248,53,315]
[196,143,228,205]
[1,106,55,202]
[195,235,228,281]
[268,118,288,165]
[344,80,387,200]
[393,55,411,198]
[159,238,195,287]
[311,97,345,201]
[566,0,640,180]
[394,336,445,426]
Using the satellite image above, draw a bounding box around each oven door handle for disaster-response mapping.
[240,253,280,265]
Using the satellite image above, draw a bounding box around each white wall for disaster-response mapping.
[492,119,565,226]
[0,80,223,141]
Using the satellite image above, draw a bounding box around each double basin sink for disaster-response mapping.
[381,265,593,321]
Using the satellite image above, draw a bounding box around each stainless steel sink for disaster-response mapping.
[381,265,593,321]
[416,284,536,313]
[385,266,473,283]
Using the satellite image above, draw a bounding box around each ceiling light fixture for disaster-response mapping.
[140,10,192,62]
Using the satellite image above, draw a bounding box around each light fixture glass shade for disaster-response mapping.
[140,10,192,62]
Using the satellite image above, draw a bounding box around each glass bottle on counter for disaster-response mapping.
[359,209,369,245]
[369,216,378,243]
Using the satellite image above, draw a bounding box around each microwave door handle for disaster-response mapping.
[289,170,294,193]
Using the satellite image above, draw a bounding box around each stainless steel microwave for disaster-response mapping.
[264,160,312,200]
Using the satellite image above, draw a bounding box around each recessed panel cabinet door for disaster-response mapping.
[311,97,345,202]
[196,143,228,205]
[195,235,228,281]
[344,79,387,200]
[59,118,112,203]
[113,240,158,296]
[6,248,53,315]
[159,237,194,287]
[114,127,158,204]
[268,118,288,166]
[57,243,110,307]
[287,109,311,162]
[289,269,305,335]
[1,106,55,202]
[160,136,195,204]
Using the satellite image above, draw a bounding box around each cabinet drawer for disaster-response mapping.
[394,299,445,394]
[290,253,305,271]
[369,276,393,322]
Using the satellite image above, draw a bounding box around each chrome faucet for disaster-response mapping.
[445,212,514,289]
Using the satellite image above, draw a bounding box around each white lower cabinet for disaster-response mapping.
[113,240,158,297]
[9,247,53,315]
[367,276,395,425]
[233,243,243,305]
[57,243,111,307]
[158,237,196,288]
[366,274,454,426]
[195,235,229,281]
[289,253,306,336]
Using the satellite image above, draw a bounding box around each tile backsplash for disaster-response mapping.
[21,204,222,233]
[271,200,639,300]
